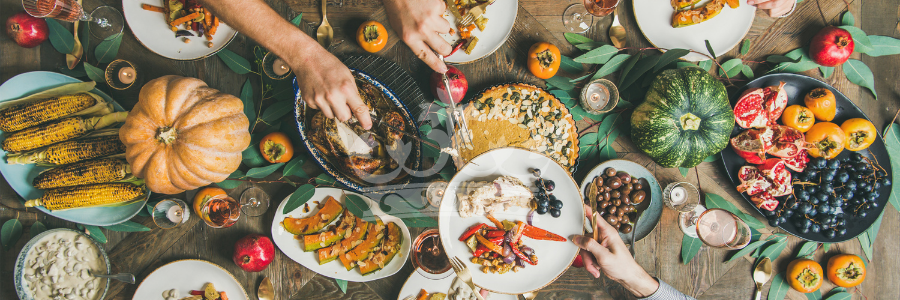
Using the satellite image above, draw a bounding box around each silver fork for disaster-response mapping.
[459,0,496,27]
[449,256,486,300]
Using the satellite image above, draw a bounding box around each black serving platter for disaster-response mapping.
[720,73,893,243]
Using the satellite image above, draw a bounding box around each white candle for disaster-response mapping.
[118,67,136,84]
[166,205,184,223]
[272,58,290,76]
[670,186,686,205]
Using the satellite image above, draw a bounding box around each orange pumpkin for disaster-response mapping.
[120,76,251,194]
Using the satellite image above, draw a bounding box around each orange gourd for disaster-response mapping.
[120,76,251,194]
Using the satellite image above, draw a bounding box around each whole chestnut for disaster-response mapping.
[631,190,647,204]
[617,172,632,183]
[605,167,617,177]
[606,177,623,189]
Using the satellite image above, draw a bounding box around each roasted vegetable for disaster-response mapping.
[672,0,725,28]
[24,182,145,211]
[1,112,127,152]
[7,134,127,165]
[32,158,130,189]
[0,93,111,132]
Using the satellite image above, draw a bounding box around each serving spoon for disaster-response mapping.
[753,257,773,300]
[65,0,84,69]
[88,270,135,284]
[608,8,626,48]
[315,0,333,48]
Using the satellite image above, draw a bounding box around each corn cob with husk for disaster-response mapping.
[0,93,114,132]
[32,158,132,189]
[24,182,146,211]
[7,133,127,165]
[1,112,128,152]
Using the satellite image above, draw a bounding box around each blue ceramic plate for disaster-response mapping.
[293,69,422,193]
[0,71,148,226]
[580,159,663,244]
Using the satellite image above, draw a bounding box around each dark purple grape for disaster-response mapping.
[837,171,850,183]
[824,230,836,239]
[543,180,556,192]
[536,206,548,214]
[810,224,821,233]
[549,208,561,218]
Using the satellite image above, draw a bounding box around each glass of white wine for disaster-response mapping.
[680,207,751,249]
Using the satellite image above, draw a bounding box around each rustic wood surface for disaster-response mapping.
[1,0,899,299]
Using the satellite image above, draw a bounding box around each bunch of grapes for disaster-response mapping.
[531,168,562,218]
[765,153,891,239]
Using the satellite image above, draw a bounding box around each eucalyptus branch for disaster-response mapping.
[576,108,630,136]
[884,108,900,138]
[616,46,735,85]
[228,178,295,184]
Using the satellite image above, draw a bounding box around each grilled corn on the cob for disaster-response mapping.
[1,112,127,153]
[0,93,98,132]
[32,158,130,189]
[7,134,127,165]
[24,182,145,210]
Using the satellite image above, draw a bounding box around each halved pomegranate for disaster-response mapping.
[751,191,779,211]
[757,158,793,197]
[783,149,809,172]
[737,165,772,196]
[734,88,770,129]
[731,127,774,164]
[768,125,812,158]
[762,82,788,124]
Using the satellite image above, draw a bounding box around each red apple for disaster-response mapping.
[808,26,854,67]
[6,11,48,48]
[233,234,275,272]
[430,66,468,104]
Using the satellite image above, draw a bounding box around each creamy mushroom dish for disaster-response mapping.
[21,230,107,300]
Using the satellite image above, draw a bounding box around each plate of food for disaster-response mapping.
[721,73,893,242]
[294,69,421,193]
[396,269,517,300]
[632,0,756,61]
[579,159,663,244]
[0,71,149,226]
[123,1,238,60]
[132,259,248,300]
[15,228,110,300]
[438,147,584,295]
[271,187,412,282]
[457,83,579,173]
[440,0,518,63]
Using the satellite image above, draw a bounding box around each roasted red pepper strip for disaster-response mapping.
[511,221,526,244]
[473,244,489,257]
[475,233,504,254]
[484,230,505,239]
[189,290,204,296]
[511,245,536,265]
[459,223,487,241]
[485,213,504,229]
[489,236,503,245]
[522,224,566,242]
[448,40,466,57]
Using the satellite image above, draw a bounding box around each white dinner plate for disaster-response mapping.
[632,0,756,61]
[438,147,584,295]
[123,0,238,60]
[396,269,517,300]
[441,0,518,64]
[271,187,412,282]
[132,259,248,300]
[0,71,148,226]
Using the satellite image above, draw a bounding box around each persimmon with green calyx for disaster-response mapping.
[787,258,823,293]
[259,132,294,163]
[527,42,560,79]
[827,254,866,288]
[805,122,845,159]
[841,118,877,152]
[781,105,815,133]
[356,21,387,53]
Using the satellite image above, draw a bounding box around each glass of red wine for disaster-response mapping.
[22,0,123,39]
[561,0,621,33]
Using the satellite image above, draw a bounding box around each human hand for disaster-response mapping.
[383,0,453,73]
[291,48,372,129]
[572,204,659,298]
[748,0,795,17]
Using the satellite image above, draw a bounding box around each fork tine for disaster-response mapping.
[449,256,462,273]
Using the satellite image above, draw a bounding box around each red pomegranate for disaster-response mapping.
[731,127,774,164]
[757,158,793,197]
[762,82,788,124]
[809,26,854,67]
[430,65,468,104]
[737,165,771,196]
[767,125,812,158]
[751,191,779,211]
[233,234,275,272]
[733,88,770,129]
[5,11,48,48]
[783,149,810,172]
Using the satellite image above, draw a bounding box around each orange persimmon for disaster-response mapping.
[841,118,877,151]
[827,254,866,288]
[787,258,823,293]
[259,132,294,163]
[356,21,387,53]
[527,42,561,79]
[806,122,845,159]
[781,105,815,133]
[804,88,837,121]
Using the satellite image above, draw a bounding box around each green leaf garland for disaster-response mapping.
[564,33,594,45]
[654,49,690,73]
[560,55,584,73]
[591,54,632,81]
[282,184,316,214]
[283,156,308,178]
[545,75,575,91]
[575,41,608,51]
[259,99,293,124]
[619,55,659,90]
[719,58,743,78]
[574,45,620,64]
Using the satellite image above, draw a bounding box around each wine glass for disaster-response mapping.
[240,186,270,217]
[561,3,593,33]
[424,180,448,208]
[679,206,752,249]
[152,199,190,229]
[22,0,123,39]
[411,229,453,279]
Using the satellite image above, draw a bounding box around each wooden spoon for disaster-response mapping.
[315,0,333,48]
[66,0,84,70]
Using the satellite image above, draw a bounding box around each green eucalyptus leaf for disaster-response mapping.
[79,22,90,61]
[767,273,789,300]
[884,124,900,212]
[698,60,713,71]
[741,64,755,79]
[46,19,74,54]
[95,33,123,64]
[719,58,743,78]
[83,63,105,84]
[336,278,348,293]
[103,221,151,232]
[282,184,316,214]
[575,41,609,51]
[242,146,267,167]
[564,33,594,45]
[1,219,23,250]
[59,65,87,78]
[545,75,575,91]
[825,292,852,300]
[315,173,338,186]
[619,55,659,90]
[259,100,293,124]
[617,53,643,87]
[245,163,285,178]
[679,167,690,178]
[560,55,584,73]
[574,45,620,64]
[598,139,617,161]
[654,49,691,73]
[796,241,819,258]
[591,54,632,81]
[550,89,577,108]
[866,35,900,56]
[216,180,242,189]
[283,155,308,178]
[759,236,788,261]
[741,39,751,55]
[703,155,719,162]
[804,289,821,300]
[823,243,831,253]
[841,11,854,26]
[704,193,765,229]
[569,73,593,83]
[290,13,304,27]
[30,221,48,238]
[725,240,768,263]
[819,66,834,78]
[704,39,716,58]
[344,194,376,222]
[842,59,877,99]
[240,79,256,129]
[217,48,253,74]
[676,62,697,69]
[83,225,107,243]
[681,235,702,264]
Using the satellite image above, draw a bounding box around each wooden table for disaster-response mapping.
[1,0,899,299]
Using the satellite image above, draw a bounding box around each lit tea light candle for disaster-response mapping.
[166,205,184,223]
[118,67,136,85]
[583,82,609,111]
[272,58,290,76]
[670,186,687,205]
